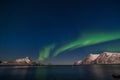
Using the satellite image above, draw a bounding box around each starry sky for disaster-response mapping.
[0,0,120,64]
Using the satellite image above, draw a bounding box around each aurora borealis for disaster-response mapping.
[38,44,55,61]
[1,0,120,64]
[53,31,120,57]
[37,31,120,61]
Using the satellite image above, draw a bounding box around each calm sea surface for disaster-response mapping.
[0,65,120,80]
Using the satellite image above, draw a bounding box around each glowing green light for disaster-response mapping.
[53,31,120,57]
[38,44,55,61]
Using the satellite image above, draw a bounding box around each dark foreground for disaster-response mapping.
[0,65,120,80]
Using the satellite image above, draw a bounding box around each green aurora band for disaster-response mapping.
[53,31,120,57]
[38,44,55,61]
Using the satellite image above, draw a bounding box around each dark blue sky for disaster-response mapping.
[0,0,120,64]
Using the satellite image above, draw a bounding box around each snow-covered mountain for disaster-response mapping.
[75,52,120,65]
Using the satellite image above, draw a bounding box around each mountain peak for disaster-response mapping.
[75,52,120,65]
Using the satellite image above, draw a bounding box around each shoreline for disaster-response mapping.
[0,64,120,67]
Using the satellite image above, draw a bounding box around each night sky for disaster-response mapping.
[0,0,120,64]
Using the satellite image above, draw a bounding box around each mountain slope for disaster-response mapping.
[76,52,120,65]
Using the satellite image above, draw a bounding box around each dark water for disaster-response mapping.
[0,65,120,80]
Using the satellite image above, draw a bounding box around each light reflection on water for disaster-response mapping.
[89,65,105,80]
[36,66,47,80]
[0,65,119,80]
[12,66,28,80]
[89,65,120,80]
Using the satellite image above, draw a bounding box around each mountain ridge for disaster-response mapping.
[75,52,120,65]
